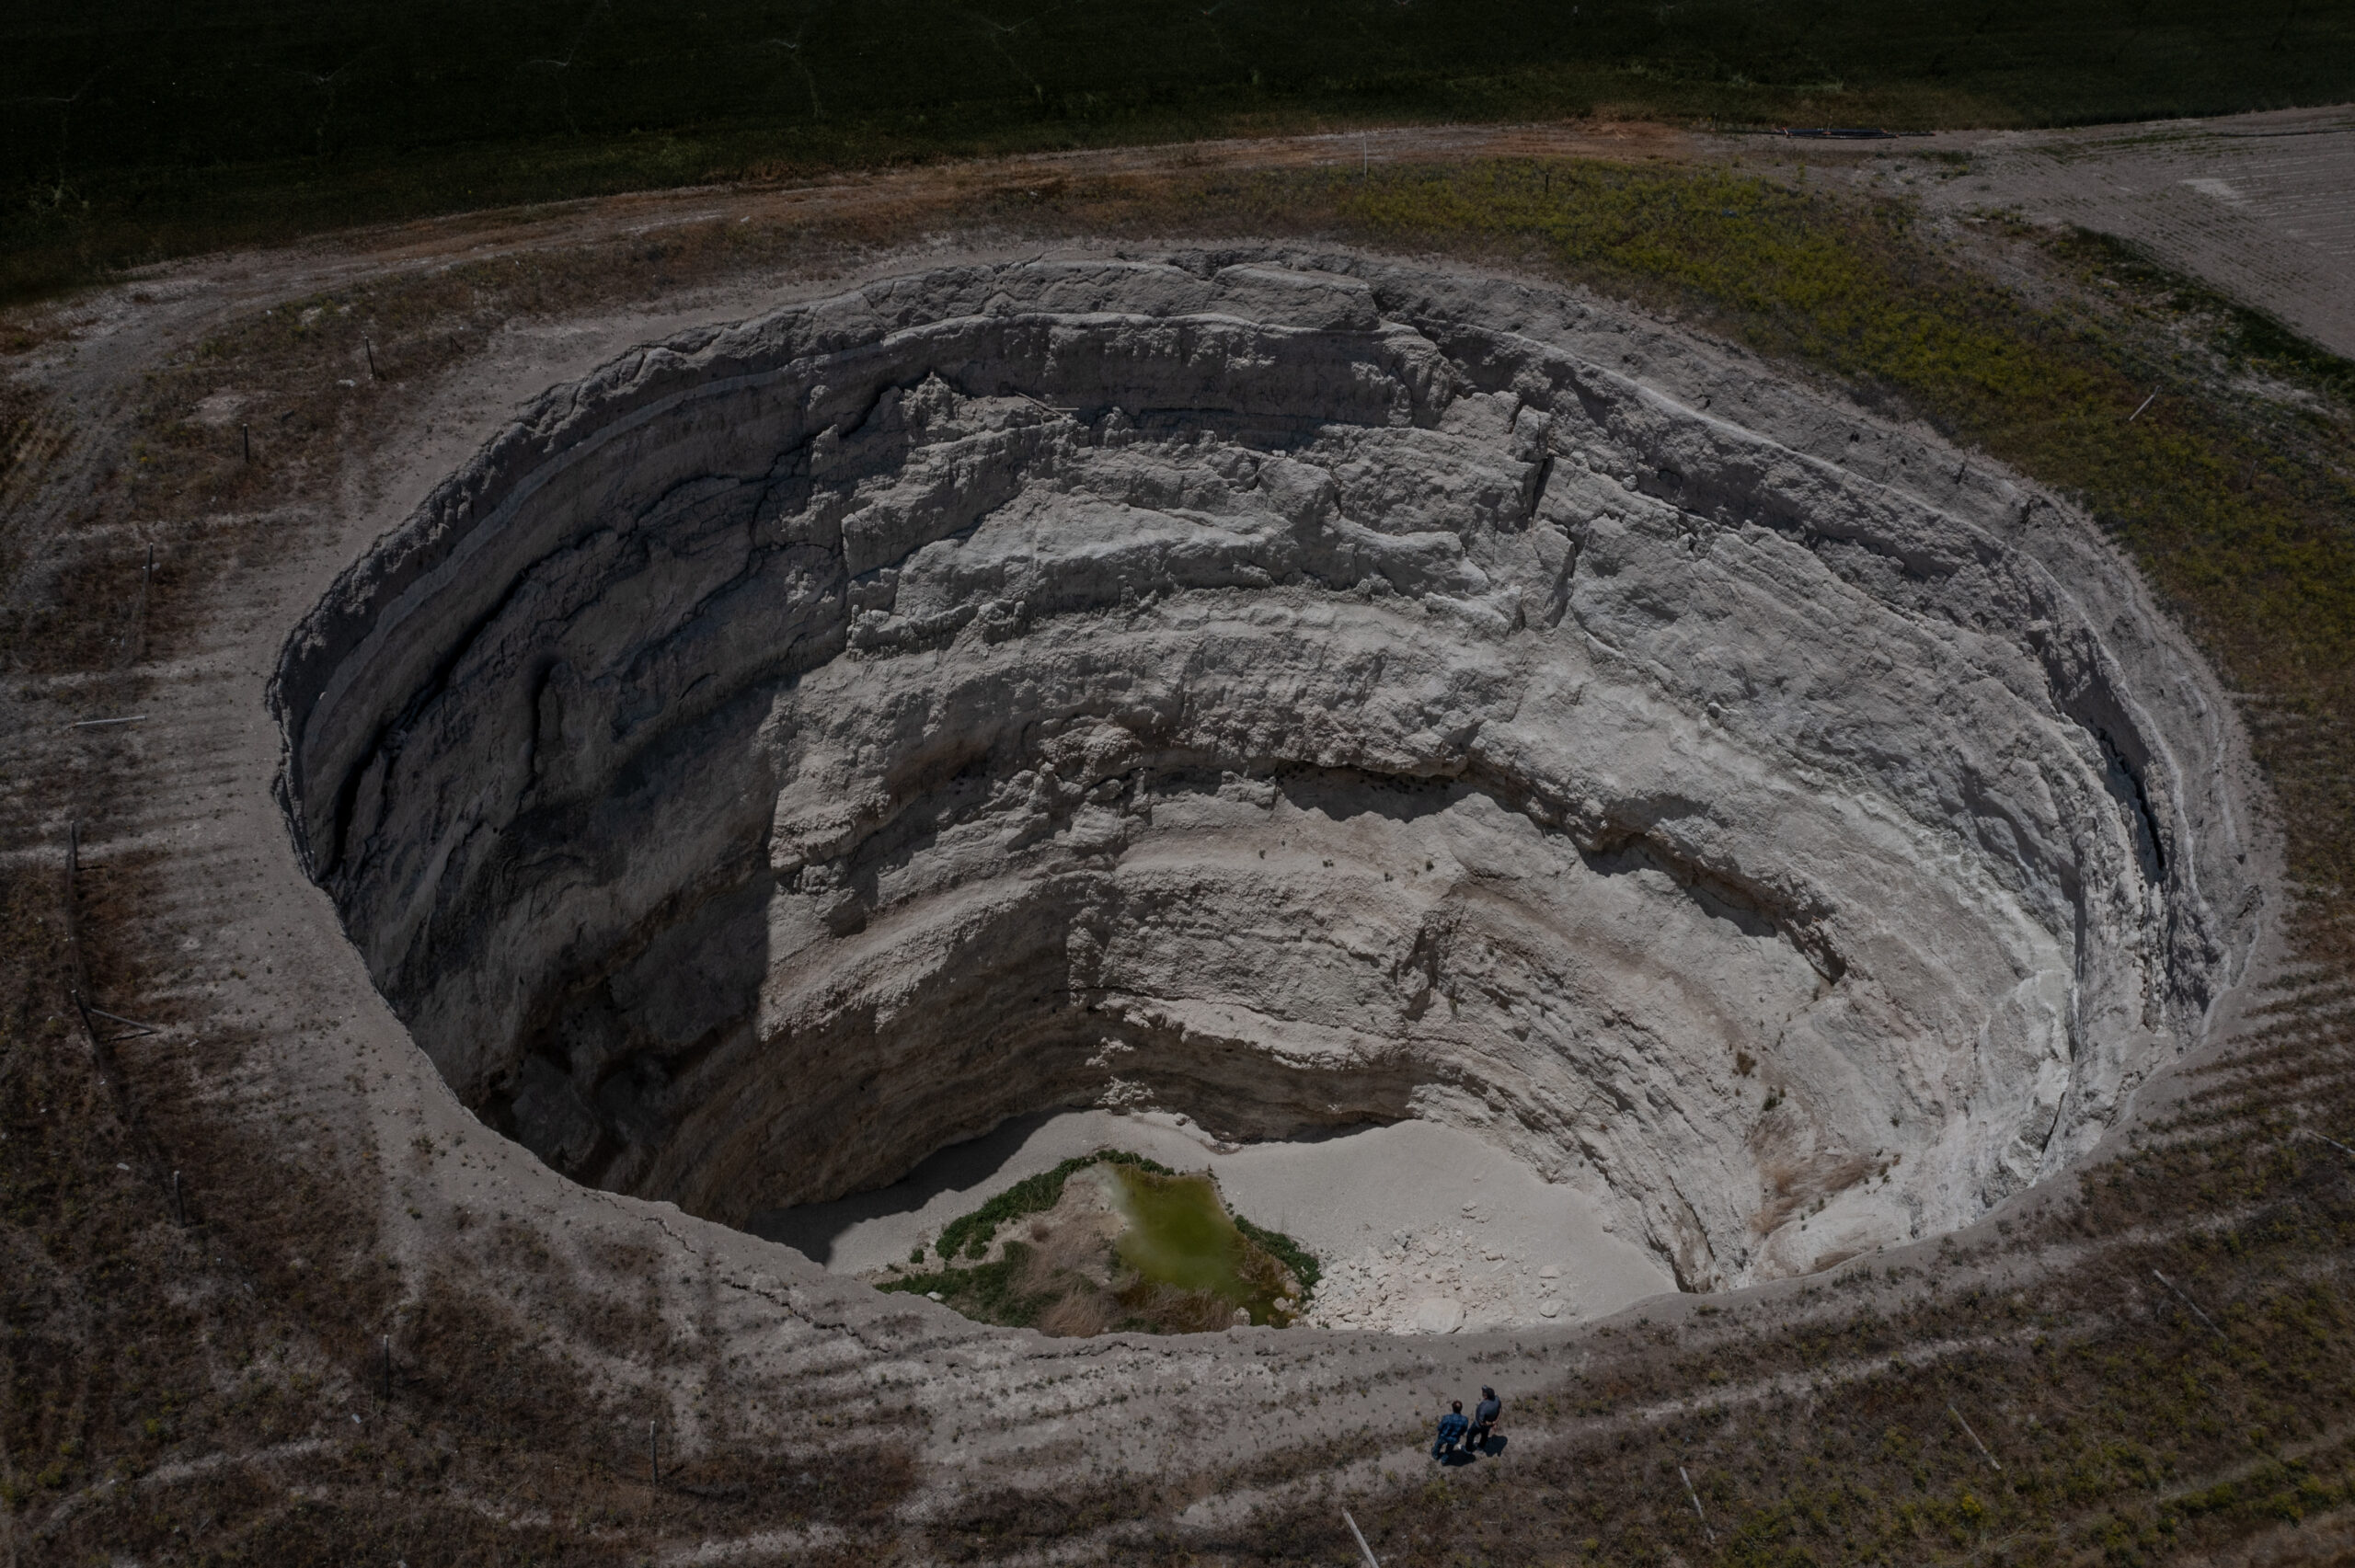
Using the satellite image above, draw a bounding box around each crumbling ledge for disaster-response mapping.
[270,248,2268,1292]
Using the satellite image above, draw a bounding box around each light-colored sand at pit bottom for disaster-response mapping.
[750,1111,1676,1333]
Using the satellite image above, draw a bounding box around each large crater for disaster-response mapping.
[272,251,2262,1296]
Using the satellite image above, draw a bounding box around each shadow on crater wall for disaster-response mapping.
[272,250,2265,1291]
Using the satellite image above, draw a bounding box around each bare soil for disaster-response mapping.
[3,109,2349,1565]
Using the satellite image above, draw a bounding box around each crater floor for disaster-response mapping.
[758,1110,1675,1332]
[273,247,2264,1315]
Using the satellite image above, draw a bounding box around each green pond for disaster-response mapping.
[1108,1165,1294,1326]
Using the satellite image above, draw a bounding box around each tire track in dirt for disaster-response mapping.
[1918,106,2355,358]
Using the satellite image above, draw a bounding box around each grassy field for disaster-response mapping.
[6,0,2355,299]
[4,154,2353,1560]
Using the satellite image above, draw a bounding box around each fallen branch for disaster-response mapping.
[2298,1127,2355,1160]
[1679,1464,1717,1546]
[1948,1402,2003,1472]
[2150,1269,2229,1341]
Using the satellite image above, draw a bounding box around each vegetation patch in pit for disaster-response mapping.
[876,1150,1315,1334]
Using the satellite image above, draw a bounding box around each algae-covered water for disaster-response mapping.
[1108,1165,1297,1326]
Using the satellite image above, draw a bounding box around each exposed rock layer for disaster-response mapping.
[273,250,2263,1291]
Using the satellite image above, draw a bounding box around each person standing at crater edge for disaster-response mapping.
[1466,1386,1502,1454]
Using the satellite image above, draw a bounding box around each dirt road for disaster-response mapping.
[17,103,2351,414]
[1917,105,2355,358]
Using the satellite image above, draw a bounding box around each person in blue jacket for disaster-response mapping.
[1432,1400,1469,1459]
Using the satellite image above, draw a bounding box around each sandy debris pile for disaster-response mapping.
[1304,1217,1581,1334]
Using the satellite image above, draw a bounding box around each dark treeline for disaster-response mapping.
[3,0,2350,294]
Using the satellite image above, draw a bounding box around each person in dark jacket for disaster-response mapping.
[1432,1401,1469,1459]
[1465,1386,1502,1454]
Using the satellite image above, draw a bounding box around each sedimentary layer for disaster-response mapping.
[271,250,2265,1291]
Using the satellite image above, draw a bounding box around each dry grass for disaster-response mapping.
[3,153,2352,1562]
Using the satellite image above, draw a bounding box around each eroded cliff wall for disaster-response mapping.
[271,251,2265,1289]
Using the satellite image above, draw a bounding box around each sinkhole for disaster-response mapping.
[270,250,2265,1322]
